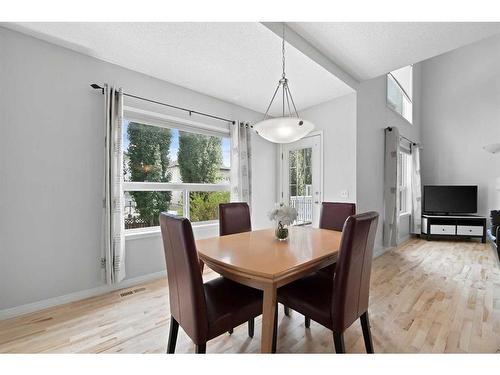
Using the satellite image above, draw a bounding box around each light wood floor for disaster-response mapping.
[1,239,500,353]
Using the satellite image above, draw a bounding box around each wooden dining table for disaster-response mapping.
[196,226,342,353]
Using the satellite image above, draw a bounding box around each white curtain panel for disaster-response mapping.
[383,127,400,248]
[410,145,422,234]
[230,121,252,205]
[102,85,126,284]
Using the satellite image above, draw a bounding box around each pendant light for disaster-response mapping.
[253,24,314,144]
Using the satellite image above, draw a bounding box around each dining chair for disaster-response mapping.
[219,202,252,236]
[273,211,379,353]
[301,202,357,328]
[219,202,291,319]
[160,213,263,353]
[320,202,356,231]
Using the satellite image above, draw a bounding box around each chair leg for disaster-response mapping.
[195,344,206,354]
[305,316,311,328]
[284,305,290,317]
[272,302,278,353]
[228,328,233,334]
[167,316,179,354]
[248,318,255,338]
[360,311,374,353]
[333,332,345,354]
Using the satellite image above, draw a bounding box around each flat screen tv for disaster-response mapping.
[423,185,477,215]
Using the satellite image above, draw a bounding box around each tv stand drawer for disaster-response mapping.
[430,225,456,235]
[457,225,483,236]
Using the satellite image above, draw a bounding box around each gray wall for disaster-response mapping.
[421,34,500,216]
[356,64,422,255]
[0,27,276,311]
[300,93,357,203]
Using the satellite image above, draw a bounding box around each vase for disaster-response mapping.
[275,221,289,241]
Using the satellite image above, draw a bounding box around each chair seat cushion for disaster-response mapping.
[278,273,333,329]
[204,277,263,339]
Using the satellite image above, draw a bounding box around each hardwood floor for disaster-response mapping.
[1,239,499,353]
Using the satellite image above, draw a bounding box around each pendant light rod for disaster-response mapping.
[282,23,286,78]
[253,23,314,144]
[260,24,301,120]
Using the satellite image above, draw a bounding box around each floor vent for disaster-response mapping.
[120,287,147,298]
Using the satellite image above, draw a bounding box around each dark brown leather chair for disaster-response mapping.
[274,211,379,353]
[320,202,356,231]
[301,202,357,328]
[219,202,252,236]
[160,213,263,353]
[219,202,291,318]
[218,202,258,332]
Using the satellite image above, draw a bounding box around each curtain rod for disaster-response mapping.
[386,126,418,146]
[90,84,235,124]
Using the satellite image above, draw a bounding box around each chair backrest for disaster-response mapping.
[160,213,208,344]
[331,211,379,332]
[219,202,252,236]
[320,202,356,231]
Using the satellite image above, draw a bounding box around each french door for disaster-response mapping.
[280,134,322,227]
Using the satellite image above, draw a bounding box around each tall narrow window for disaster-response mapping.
[398,150,412,215]
[387,65,413,124]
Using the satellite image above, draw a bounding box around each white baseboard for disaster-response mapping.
[398,235,411,245]
[0,271,166,321]
[373,245,387,258]
[373,236,413,258]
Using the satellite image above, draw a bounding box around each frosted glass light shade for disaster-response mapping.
[253,117,314,144]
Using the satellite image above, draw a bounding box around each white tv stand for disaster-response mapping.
[421,214,487,243]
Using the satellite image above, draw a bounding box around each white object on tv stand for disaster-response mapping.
[421,214,487,243]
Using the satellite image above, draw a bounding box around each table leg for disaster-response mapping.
[198,258,205,275]
[261,283,277,353]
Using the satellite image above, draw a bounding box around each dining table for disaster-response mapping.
[196,225,342,353]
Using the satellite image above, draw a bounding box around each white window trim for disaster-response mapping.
[124,106,230,138]
[123,107,231,234]
[123,182,230,192]
[125,221,220,240]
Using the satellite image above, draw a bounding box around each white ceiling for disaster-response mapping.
[4,22,353,115]
[288,22,500,81]
[4,22,500,113]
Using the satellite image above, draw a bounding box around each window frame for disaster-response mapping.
[122,107,232,236]
[386,65,414,125]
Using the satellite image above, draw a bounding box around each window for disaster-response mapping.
[387,65,413,124]
[122,115,231,231]
[398,150,412,215]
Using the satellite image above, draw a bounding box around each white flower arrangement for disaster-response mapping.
[268,203,298,227]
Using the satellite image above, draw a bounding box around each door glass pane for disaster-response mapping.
[289,167,297,185]
[305,148,312,166]
[289,147,313,225]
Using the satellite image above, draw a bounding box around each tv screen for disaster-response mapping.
[423,185,477,214]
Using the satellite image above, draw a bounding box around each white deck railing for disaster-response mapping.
[289,195,313,225]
